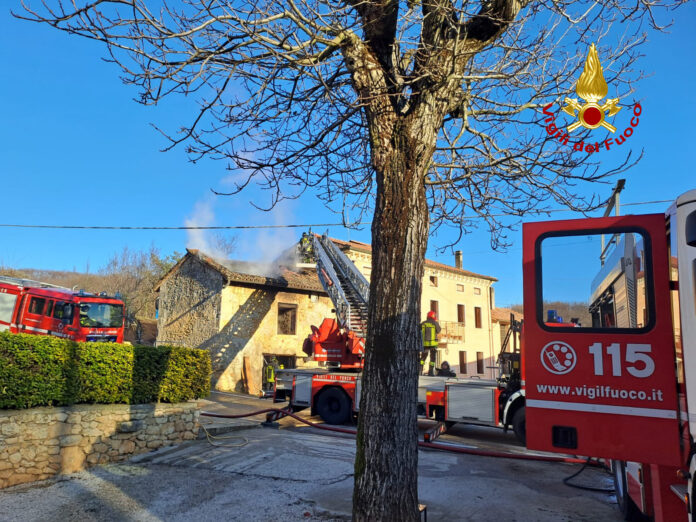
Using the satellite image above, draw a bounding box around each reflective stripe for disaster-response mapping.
[421,323,437,347]
[526,399,677,419]
[24,325,49,334]
[682,411,696,422]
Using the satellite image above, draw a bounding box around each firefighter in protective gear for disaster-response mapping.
[298,232,314,263]
[420,311,441,376]
[265,357,279,392]
[436,360,456,377]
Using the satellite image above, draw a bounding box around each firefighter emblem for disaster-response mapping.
[562,44,621,133]
[540,341,577,375]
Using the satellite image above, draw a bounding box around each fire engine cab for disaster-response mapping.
[523,189,696,521]
[0,276,125,343]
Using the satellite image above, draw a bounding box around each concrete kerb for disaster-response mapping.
[197,418,260,438]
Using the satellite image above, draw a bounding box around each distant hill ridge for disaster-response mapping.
[511,301,591,327]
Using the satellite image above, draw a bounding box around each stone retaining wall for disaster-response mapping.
[0,402,200,489]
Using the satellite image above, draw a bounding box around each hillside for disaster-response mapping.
[0,267,111,294]
[511,301,591,327]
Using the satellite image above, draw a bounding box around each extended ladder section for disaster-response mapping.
[0,275,68,290]
[310,234,369,338]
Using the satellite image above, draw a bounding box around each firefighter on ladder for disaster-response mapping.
[298,232,314,263]
[420,311,441,376]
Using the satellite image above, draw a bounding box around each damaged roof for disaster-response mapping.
[155,249,326,293]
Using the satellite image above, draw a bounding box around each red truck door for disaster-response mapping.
[523,214,681,466]
[0,284,21,333]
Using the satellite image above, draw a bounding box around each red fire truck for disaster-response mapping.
[0,275,125,343]
[523,189,696,521]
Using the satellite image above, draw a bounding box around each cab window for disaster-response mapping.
[538,230,651,331]
[53,302,74,323]
[28,297,45,315]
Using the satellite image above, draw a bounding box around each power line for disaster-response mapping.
[0,200,673,231]
[0,223,357,230]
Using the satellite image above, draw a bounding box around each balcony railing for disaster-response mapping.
[439,321,465,344]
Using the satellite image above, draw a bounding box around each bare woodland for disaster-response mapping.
[17,0,680,519]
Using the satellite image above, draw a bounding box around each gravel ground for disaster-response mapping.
[0,393,622,521]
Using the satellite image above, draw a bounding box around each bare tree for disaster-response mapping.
[17,0,678,518]
[99,246,182,343]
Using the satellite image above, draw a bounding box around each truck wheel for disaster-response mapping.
[612,460,643,521]
[512,406,526,445]
[316,387,351,425]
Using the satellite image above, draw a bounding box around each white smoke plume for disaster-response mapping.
[185,195,302,278]
[184,199,235,260]
[235,202,302,277]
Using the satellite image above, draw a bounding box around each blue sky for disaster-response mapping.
[0,4,694,307]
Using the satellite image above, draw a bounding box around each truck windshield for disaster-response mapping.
[78,303,124,328]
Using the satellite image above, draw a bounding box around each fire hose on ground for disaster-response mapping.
[200,407,599,465]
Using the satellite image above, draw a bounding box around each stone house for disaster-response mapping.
[155,249,333,394]
[156,239,504,393]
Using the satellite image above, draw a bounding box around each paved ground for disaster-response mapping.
[0,392,622,521]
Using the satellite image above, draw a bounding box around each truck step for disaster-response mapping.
[422,422,449,443]
[670,484,689,505]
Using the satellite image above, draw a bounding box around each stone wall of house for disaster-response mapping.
[214,287,333,394]
[157,255,223,348]
[0,402,199,489]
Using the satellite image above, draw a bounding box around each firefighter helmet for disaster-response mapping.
[427,311,437,320]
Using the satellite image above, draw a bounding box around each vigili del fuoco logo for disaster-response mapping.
[541,43,641,154]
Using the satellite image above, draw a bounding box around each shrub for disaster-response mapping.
[0,332,211,409]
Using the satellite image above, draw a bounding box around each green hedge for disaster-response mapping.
[0,332,211,409]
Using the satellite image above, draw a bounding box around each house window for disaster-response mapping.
[277,303,297,335]
[430,300,439,317]
[429,276,438,287]
[457,304,465,324]
[28,297,45,315]
[474,287,481,295]
[474,307,482,328]
[459,351,467,374]
[476,352,484,374]
[456,284,464,292]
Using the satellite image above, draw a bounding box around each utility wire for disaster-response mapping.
[0,200,673,231]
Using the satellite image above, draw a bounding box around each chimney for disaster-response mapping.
[454,250,463,269]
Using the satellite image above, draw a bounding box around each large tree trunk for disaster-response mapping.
[353,117,433,521]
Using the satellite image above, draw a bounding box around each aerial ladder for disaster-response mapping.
[300,233,370,369]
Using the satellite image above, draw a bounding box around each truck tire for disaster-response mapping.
[512,406,526,445]
[611,460,643,521]
[316,387,351,425]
